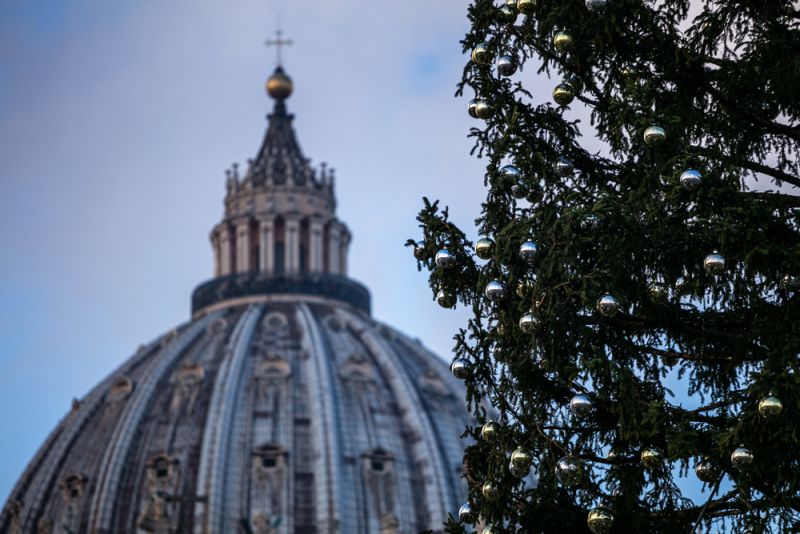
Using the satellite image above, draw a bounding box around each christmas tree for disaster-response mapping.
[411,0,800,532]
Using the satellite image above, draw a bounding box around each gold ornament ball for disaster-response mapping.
[553,83,575,106]
[758,395,783,418]
[587,506,614,534]
[471,42,493,66]
[481,421,500,441]
[475,237,495,260]
[517,0,537,13]
[553,31,574,52]
[266,67,293,99]
[641,447,663,469]
[482,480,498,499]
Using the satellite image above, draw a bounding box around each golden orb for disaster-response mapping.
[266,66,293,99]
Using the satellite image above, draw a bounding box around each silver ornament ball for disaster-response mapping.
[703,251,726,275]
[569,393,593,418]
[450,358,470,380]
[519,312,538,333]
[511,181,528,199]
[555,456,582,486]
[680,169,702,190]
[731,447,753,470]
[474,99,494,119]
[554,157,574,177]
[596,293,621,317]
[587,506,614,534]
[519,240,539,264]
[467,99,478,118]
[695,458,718,483]
[485,280,506,302]
[458,502,476,523]
[436,289,455,308]
[643,125,667,145]
[510,447,533,470]
[413,240,426,260]
[501,164,521,180]
[435,249,455,268]
[497,54,517,76]
[481,421,500,441]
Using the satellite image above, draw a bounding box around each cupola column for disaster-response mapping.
[285,217,301,274]
[340,231,350,276]
[212,234,221,277]
[259,218,275,273]
[236,221,251,273]
[309,217,325,273]
[328,225,342,275]
[220,228,233,275]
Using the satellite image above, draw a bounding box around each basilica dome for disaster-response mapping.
[1,65,471,534]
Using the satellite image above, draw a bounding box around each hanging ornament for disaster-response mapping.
[585,0,609,12]
[509,461,529,478]
[581,213,601,230]
[780,274,800,291]
[482,480,499,499]
[516,278,533,298]
[555,456,582,486]
[640,447,663,469]
[695,458,719,483]
[413,240,426,260]
[596,294,621,317]
[519,241,539,264]
[731,446,753,470]
[435,249,455,268]
[758,394,783,418]
[501,164,521,181]
[497,3,518,23]
[648,283,668,302]
[471,43,493,66]
[553,83,575,106]
[450,357,470,380]
[587,506,614,534]
[703,251,725,275]
[569,393,593,418]
[510,447,533,471]
[517,0,536,12]
[475,237,495,260]
[458,502,476,523]
[643,125,667,145]
[553,31,574,53]
[436,289,455,308]
[519,312,537,333]
[497,54,517,76]
[474,99,494,119]
[481,421,500,441]
[485,280,506,302]
[554,157,574,177]
[680,169,702,190]
[467,99,478,118]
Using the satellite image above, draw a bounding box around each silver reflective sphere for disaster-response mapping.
[471,42,492,66]
[413,240,426,260]
[680,169,702,190]
[458,502,476,523]
[695,458,718,483]
[641,447,662,469]
[554,157,574,176]
[450,357,470,380]
[474,99,494,119]
[519,240,539,264]
[501,164,521,180]
[510,447,533,470]
[569,393,593,418]
[468,99,478,118]
[475,237,495,260]
[703,251,726,275]
[643,125,667,145]
[519,312,538,333]
[758,395,783,418]
[587,505,614,534]
[485,280,506,302]
[435,249,456,268]
[553,83,575,106]
[596,294,621,317]
[497,54,517,76]
[436,289,455,308]
[731,447,753,470]
[555,456,582,486]
[585,0,608,12]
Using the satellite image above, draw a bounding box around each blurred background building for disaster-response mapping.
[0,58,472,533]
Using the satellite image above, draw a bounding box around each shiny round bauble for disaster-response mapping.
[566,74,584,94]
[780,274,800,291]
[553,31,574,53]
[555,456,582,486]
[471,42,493,66]
[509,461,529,478]
[680,169,702,190]
[497,4,518,23]
[554,157,574,177]
[553,83,575,106]
[648,283,668,302]
[758,394,783,418]
[501,164,521,181]
[510,182,527,199]
[497,54,517,76]
[266,67,293,99]
[517,0,536,13]
[640,447,662,469]
[643,125,667,145]
[585,0,608,11]
[485,280,506,302]
[569,393,593,418]
[475,237,495,260]
[435,249,456,268]
[436,289,455,308]
[519,312,537,333]
[731,447,753,470]
[468,99,479,118]
[510,447,533,470]
[516,279,533,298]
[596,294,621,317]
[703,251,726,275]
[481,421,500,441]
[458,502,476,523]
[519,241,539,264]
[412,240,426,260]
[474,99,494,119]
[450,358,470,380]
[587,506,614,534]
[695,458,719,483]
[581,213,601,230]
[482,480,498,499]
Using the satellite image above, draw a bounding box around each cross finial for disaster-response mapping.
[265,28,293,66]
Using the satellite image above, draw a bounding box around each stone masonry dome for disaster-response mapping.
[0,61,471,533]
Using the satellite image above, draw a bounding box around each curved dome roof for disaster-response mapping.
[1,63,471,534]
